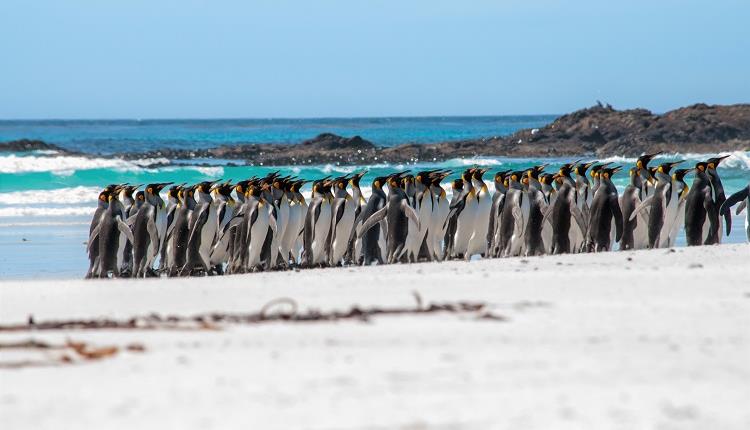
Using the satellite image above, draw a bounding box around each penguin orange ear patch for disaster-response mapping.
[147,187,153,194]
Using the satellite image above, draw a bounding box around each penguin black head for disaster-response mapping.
[98,190,109,202]
[215,181,234,197]
[135,190,145,202]
[349,171,367,187]
[656,160,684,175]
[234,180,252,196]
[531,164,547,176]
[600,166,622,180]
[145,182,173,196]
[539,173,555,186]
[472,168,488,181]
[451,179,464,191]
[574,161,595,176]
[672,168,693,182]
[706,155,731,170]
[694,161,709,173]
[558,164,574,179]
[371,176,388,189]
[461,168,475,182]
[509,171,524,183]
[167,184,184,199]
[429,171,451,187]
[494,170,510,183]
[333,176,349,190]
[636,151,662,170]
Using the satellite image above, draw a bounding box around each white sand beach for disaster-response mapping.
[1,243,749,429]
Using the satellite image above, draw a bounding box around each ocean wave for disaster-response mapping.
[0,186,101,205]
[0,206,95,217]
[597,151,750,169]
[0,154,169,175]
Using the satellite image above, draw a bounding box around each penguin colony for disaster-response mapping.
[86,153,748,278]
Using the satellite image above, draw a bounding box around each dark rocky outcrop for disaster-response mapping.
[3,103,749,165]
[0,139,67,153]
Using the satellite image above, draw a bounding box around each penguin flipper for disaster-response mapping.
[570,205,587,235]
[401,199,420,231]
[145,217,160,255]
[737,199,747,216]
[629,195,654,222]
[357,206,387,238]
[609,193,624,243]
[117,218,135,244]
[186,206,209,247]
[720,187,749,236]
[87,223,102,249]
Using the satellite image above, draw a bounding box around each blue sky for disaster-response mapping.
[1,0,748,118]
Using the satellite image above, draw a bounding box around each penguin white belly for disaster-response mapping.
[407,196,432,260]
[467,193,491,258]
[311,202,332,264]
[431,198,449,259]
[634,211,649,249]
[198,209,218,267]
[294,202,308,262]
[330,201,355,265]
[281,203,300,262]
[454,198,477,256]
[247,207,270,269]
[271,199,289,265]
[509,194,528,257]
[149,207,167,267]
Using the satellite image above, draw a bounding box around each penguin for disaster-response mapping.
[428,171,451,261]
[496,171,525,257]
[664,168,691,247]
[159,184,184,272]
[166,185,196,276]
[704,155,731,244]
[684,162,719,246]
[574,161,596,215]
[358,176,388,265]
[245,185,277,271]
[180,180,219,276]
[85,186,116,279]
[450,169,478,258]
[538,173,557,254]
[443,178,465,258]
[487,170,510,258]
[208,182,237,274]
[466,168,492,259]
[544,168,587,255]
[628,161,683,249]
[223,181,256,274]
[90,190,134,278]
[619,167,648,250]
[302,178,333,267]
[279,179,306,265]
[586,166,624,252]
[635,152,661,197]
[720,181,750,242]
[131,182,171,277]
[329,175,357,266]
[400,174,420,263]
[357,173,420,264]
[345,171,367,264]
[522,166,549,256]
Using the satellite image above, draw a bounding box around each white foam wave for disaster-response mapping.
[320,164,357,174]
[0,221,89,228]
[454,158,504,166]
[0,206,95,217]
[0,154,169,175]
[597,151,750,169]
[0,186,101,205]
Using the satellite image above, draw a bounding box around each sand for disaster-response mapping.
[1,243,749,429]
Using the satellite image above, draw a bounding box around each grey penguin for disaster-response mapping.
[180,180,219,276]
[496,171,526,257]
[301,178,333,267]
[90,190,134,278]
[357,173,420,264]
[586,166,624,252]
[619,167,647,250]
[358,176,388,265]
[85,186,116,279]
[166,185,197,276]
[543,165,586,254]
[704,155,731,244]
[720,181,750,242]
[487,170,510,258]
[628,161,683,249]
[522,167,549,256]
[131,182,171,277]
[684,162,719,246]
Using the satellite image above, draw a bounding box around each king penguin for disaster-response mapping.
[684,162,719,246]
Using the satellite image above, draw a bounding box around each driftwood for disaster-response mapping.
[0,293,502,333]
[0,339,145,369]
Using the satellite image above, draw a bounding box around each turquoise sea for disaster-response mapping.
[1,117,748,279]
